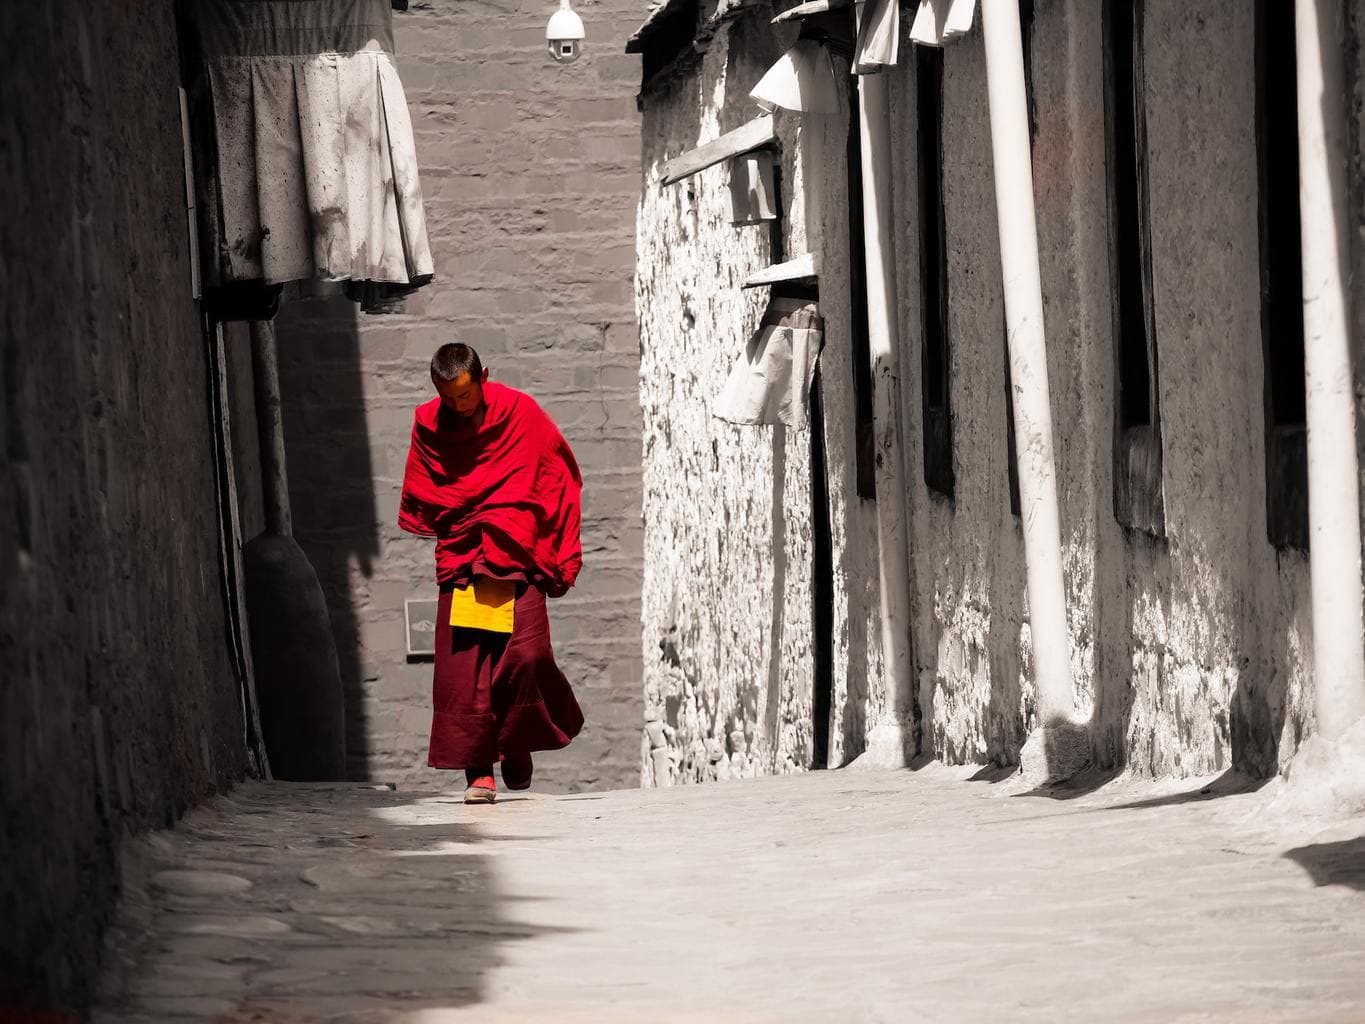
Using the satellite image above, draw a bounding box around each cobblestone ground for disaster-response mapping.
[92,765,1365,1023]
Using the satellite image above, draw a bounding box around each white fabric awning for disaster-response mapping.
[185,0,433,297]
[714,298,825,429]
[909,0,977,47]
[853,0,900,73]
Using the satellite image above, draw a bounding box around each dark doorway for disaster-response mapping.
[844,71,877,501]
[810,362,836,769]
[918,45,954,498]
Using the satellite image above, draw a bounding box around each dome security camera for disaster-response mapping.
[547,0,585,63]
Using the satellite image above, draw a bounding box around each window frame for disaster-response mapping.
[1103,0,1166,537]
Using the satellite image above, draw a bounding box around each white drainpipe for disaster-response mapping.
[981,0,1074,725]
[855,69,917,766]
[1296,0,1365,741]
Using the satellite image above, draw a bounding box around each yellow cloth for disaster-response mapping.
[448,579,516,634]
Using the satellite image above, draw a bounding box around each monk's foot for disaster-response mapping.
[463,768,496,804]
[502,751,533,791]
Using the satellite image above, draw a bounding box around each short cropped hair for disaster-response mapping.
[430,343,483,383]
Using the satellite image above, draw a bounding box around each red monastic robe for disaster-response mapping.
[399,382,584,769]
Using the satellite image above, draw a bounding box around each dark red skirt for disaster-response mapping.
[428,582,583,770]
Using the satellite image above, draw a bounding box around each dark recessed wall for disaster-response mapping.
[0,2,248,1011]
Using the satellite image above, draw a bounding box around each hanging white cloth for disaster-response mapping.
[728,151,779,224]
[186,0,433,293]
[714,298,825,429]
[853,0,900,73]
[910,0,977,47]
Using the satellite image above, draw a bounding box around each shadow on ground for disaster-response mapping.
[1283,835,1365,893]
[1011,767,1273,807]
[95,783,576,1020]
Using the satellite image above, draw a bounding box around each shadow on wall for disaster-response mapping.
[274,297,376,780]
[839,568,872,764]
[1097,529,1169,785]
[1229,557,1298,781]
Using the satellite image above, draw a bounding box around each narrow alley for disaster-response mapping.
[9,0,1365,1018]
[93,770,1365,1023]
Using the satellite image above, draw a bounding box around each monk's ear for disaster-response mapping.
[481,367,490,384]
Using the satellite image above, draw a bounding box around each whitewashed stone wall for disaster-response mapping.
[888,0,1348,778]
[637,0,1365,784]
[636,9,886,785]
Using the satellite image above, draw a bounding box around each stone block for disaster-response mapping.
[606,322,640,353]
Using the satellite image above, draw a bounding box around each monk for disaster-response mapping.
[398,343,584,804]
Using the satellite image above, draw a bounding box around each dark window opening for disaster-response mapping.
[1257,0,1308,550]
[1104,0,1164,535]
[1003,0,1033,520]
[846,72,877,500]
[634,1,701,93]
[918,46,954,497]
[1020,0,1038,145]
[1004,328,1022,518]
[810,361,836,768]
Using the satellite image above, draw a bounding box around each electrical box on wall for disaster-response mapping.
[405,598,438,659]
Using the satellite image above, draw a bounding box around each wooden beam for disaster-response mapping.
[660,115,778,186]
[771,0,851,25]
[742,252,817,288]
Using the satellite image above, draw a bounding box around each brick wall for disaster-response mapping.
[0,2,248,1010]
[272,0,646,792]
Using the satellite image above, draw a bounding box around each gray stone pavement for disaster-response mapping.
[92,765,1365,1023]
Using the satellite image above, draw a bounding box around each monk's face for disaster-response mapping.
[433,368,489,420]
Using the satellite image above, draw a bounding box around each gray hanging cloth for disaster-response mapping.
[183,0,434,311]
[713,297,825,429]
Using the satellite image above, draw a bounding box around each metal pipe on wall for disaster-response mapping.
[249,319,294,539]
[1295,0,1365,741]
[855,69,917,766]
[981,0,1074,725]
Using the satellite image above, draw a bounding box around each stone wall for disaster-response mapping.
[636,5,885,784]
[635,0,1365,783]
[0,2,248,1010]
[892,0,1324,778]
[270,0,646,793]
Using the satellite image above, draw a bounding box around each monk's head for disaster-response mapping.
[431,342,489,420]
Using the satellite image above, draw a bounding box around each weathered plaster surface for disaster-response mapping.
[637,0,1363,785]
[889,28,1036,769]
[637,8,885,783]
[807,90,889,770]
[889,0,1324,778]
